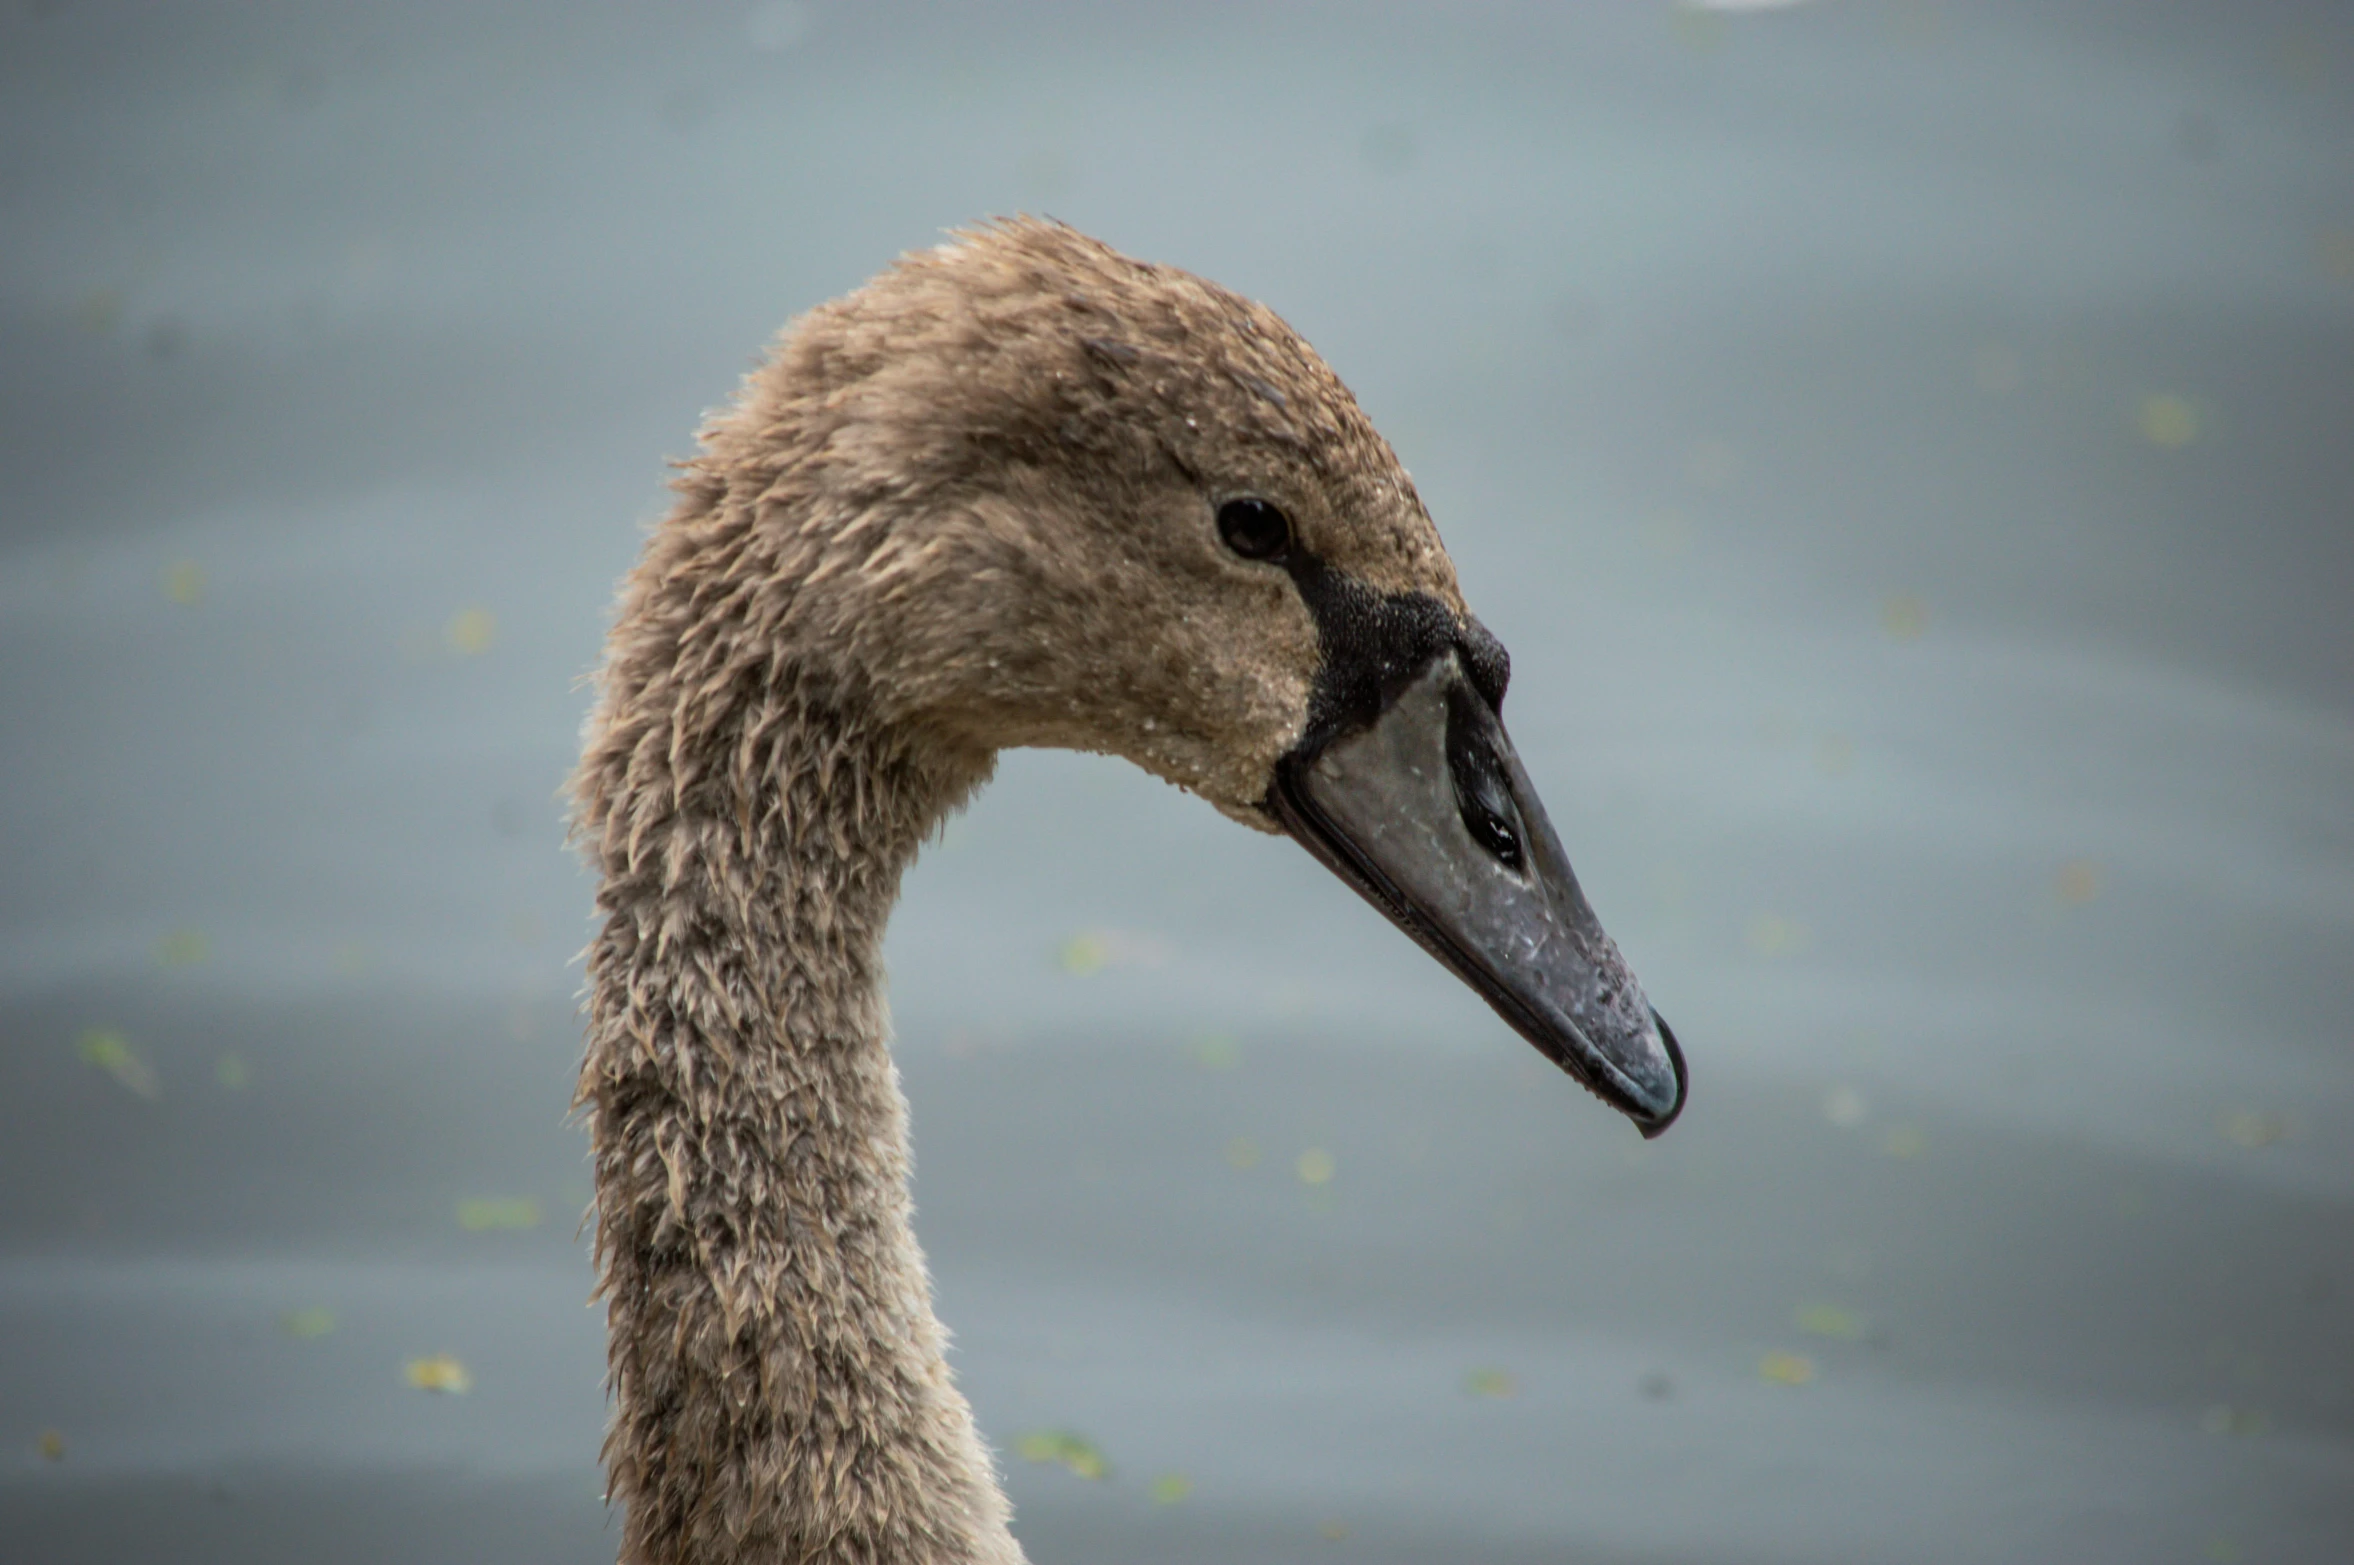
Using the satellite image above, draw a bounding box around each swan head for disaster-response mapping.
[717,218,1685,1133]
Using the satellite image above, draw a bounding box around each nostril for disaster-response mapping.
[1444,680,1525,872]
[1460,796,1523,869]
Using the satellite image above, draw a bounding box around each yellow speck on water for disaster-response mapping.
[1056,927,1172,976]
[1189,1033,1241,1070]
[1222,1137,1261,1171]
[1318,1520,1351,1542]
[1881,1124,1929,1159]
[1880,594,1928,640]
[1295,1147,1336,1186]
[1149,1473,1193,1506]
[1814,734,1857,777]
[1057,933,1108,976]
[1759,1351,1815,1386]
[1823,1086,1869,1128]
[2204,1535,2243,1564]
[1745,914,1811,957]
[332,942,370,976]
[75,1028,160,1100]
[1464,1368,1516,1399]
[444,606,497,656]
[215,1052,251,1090]
[37,1428,65,1462]
[1014,1430,1106,1480]
[155,926,210,966]
[405,1355,473,1394]
[457,1196,543,1232]
[2138,393,2198,448]
[164,561,204,605]
[2220,1109,2290,1149]
[281,1307,337,1339]
[1795,1304,1867,1340]
[2056,859,2101,906]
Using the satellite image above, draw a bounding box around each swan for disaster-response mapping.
[572,218,1687,1565]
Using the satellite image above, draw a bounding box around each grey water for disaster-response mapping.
[3,3,2350,1561]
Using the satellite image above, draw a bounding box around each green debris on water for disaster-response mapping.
[281,1307,337,1339]
[1187,1033,1241,1070]
[1149,1473,1193,1505]
[1015,1430,1107,1480]
[1880,593,1928,641]
[1054,928,1172,976]
[75,1028,160,1099]
[444,606,497,656]
[2138,392,2199,448]
[154,926,210,966]
[457,1196,543,1232]
[1881,1124,1928,1159]
[1463,1368,1516,1399]
[1057,933,1109,976]
[405,1354,473,1394]
[1795,1304,1867,1341]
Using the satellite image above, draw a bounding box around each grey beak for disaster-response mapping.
[1269,653,1686,1135]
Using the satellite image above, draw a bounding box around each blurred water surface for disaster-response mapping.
[2,3,2350,1562]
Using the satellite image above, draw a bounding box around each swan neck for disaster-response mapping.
[577,667,1014,1565]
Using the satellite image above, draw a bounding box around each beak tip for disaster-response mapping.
[1630,1009,1689,1139]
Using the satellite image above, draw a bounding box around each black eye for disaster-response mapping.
[1216,497,1292,562]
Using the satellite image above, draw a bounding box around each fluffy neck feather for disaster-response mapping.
[575,497,1016,1563]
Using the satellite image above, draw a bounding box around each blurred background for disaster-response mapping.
[3,2,2350,1561]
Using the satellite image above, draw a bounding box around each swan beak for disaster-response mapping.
[1269,653,1687,1136]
